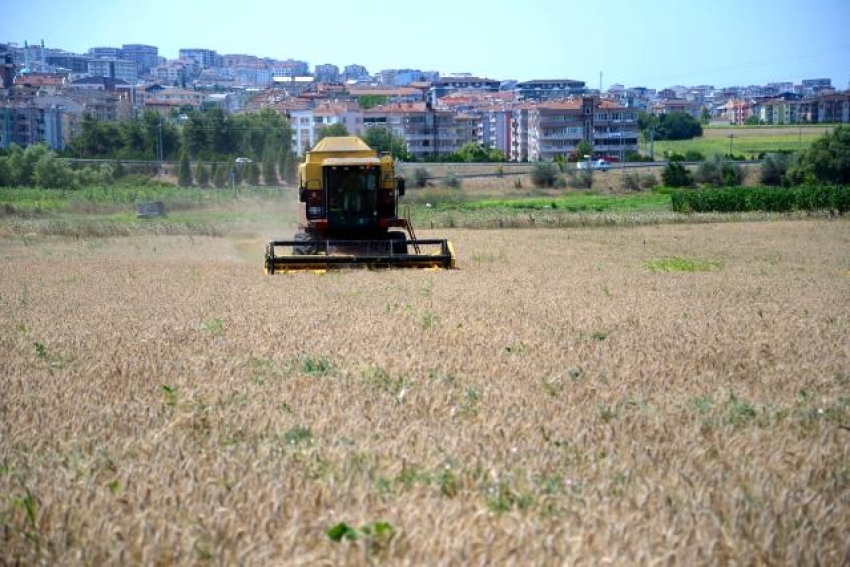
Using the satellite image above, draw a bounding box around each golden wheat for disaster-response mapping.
[1,219,849,565]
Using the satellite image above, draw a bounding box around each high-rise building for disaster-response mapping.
[179,48,221,69]
[343,64,370,82]
[121,44,158,75]
[89,47,124,59]
[314,63,340,83]
[88,59,138,84]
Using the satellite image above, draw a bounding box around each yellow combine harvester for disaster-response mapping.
[265,137,457,273]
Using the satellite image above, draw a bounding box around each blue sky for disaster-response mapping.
[2,0,849,89]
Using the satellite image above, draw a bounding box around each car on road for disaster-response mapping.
[577,159,611,171]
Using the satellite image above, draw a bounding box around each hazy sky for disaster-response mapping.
[2,0,849,89]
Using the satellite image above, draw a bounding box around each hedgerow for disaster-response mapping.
[671,185,849,214]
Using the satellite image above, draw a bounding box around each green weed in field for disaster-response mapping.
[300,355,334,377]
[644,257,723,272]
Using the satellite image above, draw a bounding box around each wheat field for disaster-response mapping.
[1,219,849,565]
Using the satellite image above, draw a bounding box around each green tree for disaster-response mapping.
[576,140,593,159]
[178,152,193,187]
[455,142,490,163]
[362,127,410,160]
[278,150,297,184]
[212,163,227,188]
[195,161,210,187]
[245,161,261,185]
[786,125,850,185]
[638,111,658,134]
[67,115,122,158]
[701,107,711,125]
[654,112,703,141]
[182,107,236,159]
[488,148,506,162]
[317,123,349,141]
[262,147,278,185]
[0,155,10,187]
[237,108,292,161]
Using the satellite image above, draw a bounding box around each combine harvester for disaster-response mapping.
[265,137,456,273]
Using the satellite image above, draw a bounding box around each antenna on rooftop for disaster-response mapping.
[599,72,603,93]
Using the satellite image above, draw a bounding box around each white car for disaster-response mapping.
[577,159,611,171]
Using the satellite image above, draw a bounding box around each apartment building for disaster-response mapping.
[121,44,158,76]
[429,76,500,106]
[651,98,702,119]
[479,107,513,157]
[363,102,465,161]
[314,64,340,83]
[818,92,850,123]
[515,79,586,101]
[718,98,752,125]
[289,103,364,155]
[273,59,309,79]
[754,95,803,125]
[510,106,532,162]
[179,49,221,70]
[528,97,638,162]
[0,98,83,150]
[342,64,370,83]
[139,85,206,115]
[88,58,138,84]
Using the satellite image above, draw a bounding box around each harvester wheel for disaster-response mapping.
[388,231,408,255]
[293,232,318,255]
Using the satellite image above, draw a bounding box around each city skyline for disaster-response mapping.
[2,0,850,90]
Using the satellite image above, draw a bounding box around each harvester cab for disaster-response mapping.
[265,136,456,273]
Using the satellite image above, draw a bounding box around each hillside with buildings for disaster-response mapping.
[1,41,847,162]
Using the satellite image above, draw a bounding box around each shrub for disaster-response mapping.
[530,162,559,188]
[177,153,192,187]
[696,154,743,187]
[684,150,705,162]
[34,154,75,189]
[622,171,641,191]
[413,167,429,188]
[759,154,791,186]
[662,162,693,187]
[76,164,115,187]
[444,172,461,189]
[640,172,658,189]
[570,170,593,189]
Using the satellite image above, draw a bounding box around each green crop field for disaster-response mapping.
[652,126,832,159]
